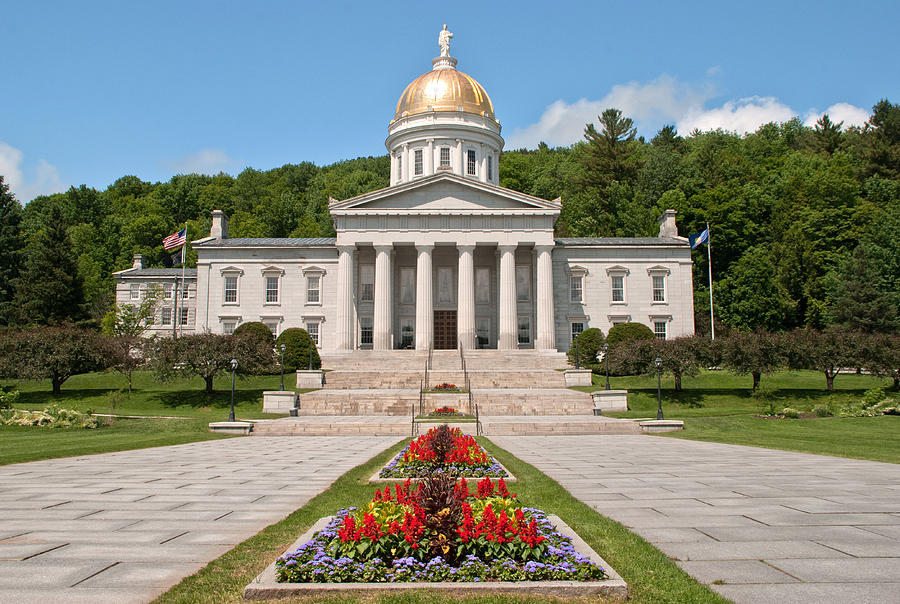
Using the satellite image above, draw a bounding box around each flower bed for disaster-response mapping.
[428,407,463,417]
[274,476,607,584]
[430,383,460,392]
[379,426,507,479]
[0,404,102,429]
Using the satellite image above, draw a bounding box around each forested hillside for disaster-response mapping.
[1,100,898,334]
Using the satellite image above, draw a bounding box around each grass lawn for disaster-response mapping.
[0,370,301,465]
[154,438,724,604]
[577,369,900,464]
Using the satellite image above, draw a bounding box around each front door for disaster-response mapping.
[433,310,457,349]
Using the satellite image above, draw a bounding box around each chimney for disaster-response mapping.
[210,210,229,239]
[658,209,678,238]
[132,254,145,270]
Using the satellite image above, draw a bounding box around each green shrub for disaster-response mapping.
[758,401,778,417]
[751,385,778,401]
[782,407,799,419]
[813,404,831,417]
[275,328,321,371]
[567,328,605,368]
[863,387,886,407]
[606,322,655,349]
[0,386,19,410]
[234,321,275,345]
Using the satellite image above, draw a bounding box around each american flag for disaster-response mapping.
[162,227,186,251]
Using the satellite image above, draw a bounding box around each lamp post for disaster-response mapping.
[308,343,313,370]
[575,337,580,369]
[229,358,238,422]
[655,355,663,420]
[603,342,611,390]
[279,343,286,390]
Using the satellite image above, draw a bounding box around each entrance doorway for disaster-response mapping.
[433,310,457,349]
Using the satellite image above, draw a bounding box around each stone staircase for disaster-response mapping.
[294,348,592,416]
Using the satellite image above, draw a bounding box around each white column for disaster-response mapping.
[498,244,518,349]
[402,144,410,184]
[535,245,556,351]
[455,138,463,176]
[373,244,393,350]
[426,139,434,176]
[335,245,355,351]
[457,244,476,350]
[415,244,433,351]
[479,144,487,183]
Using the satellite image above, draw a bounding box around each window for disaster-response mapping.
[414,149,423,175]
[397,154,402,179]
[611,275,625,302]
[399,267,415,305]
[181,285,189,299]
[360,265,374,302]
[487,155,493,181]
[652,275,666,302]
[179,308,189,325]
[360,317,373,346]
[163,285,173,300]
[516,265,531,302]
[306,276,320,304]
[570,276,583,302]
[654,320,667,340]
[475,317,490,348]
[130,284,140,300]
[517,316,531,345]
[161,307,172,326]
[222,321,236,335]
[571,322,584,343]
[306,322,320,346]
[440,147,450,167]
[475,268,490,304]
[466,150,476,175]
[437,267,454,304]
[224,276,238,303]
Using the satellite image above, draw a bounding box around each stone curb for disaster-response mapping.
[243,515,628,599]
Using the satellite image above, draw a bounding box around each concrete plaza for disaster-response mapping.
[491,435,900,604]
[0,436,400,604]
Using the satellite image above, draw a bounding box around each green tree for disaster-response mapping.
[716,246,794,331]
[579,108,642,190]
[0,326,107,394]
[812,114,844,155]
[720,330,786,390]
[606,322,655,349]
[0,176,23,325]
[101,284,163,337]
[786,329,861,391]
[150,333,275,394]
[275,328,320,371]
[12,206,86,325]
[827,244,899,332]
[567,327,605,369]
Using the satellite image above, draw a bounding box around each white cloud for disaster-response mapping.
[803,102,870,129]
[506,75,712,149]
[0,141,66,203]
[677,96,796,135]
[507,75,871,148]
[166,149,240,175]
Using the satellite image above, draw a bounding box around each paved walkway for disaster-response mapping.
[491,435,900,604]
[0,436,400,604]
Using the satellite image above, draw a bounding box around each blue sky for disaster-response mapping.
[2,0,898,203]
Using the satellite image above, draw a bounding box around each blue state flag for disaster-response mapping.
[689,228,709,249]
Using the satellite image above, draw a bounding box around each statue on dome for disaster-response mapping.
[438,24,453,57]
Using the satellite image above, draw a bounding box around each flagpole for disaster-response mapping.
[180,222,187,338]
[707,222,715,340]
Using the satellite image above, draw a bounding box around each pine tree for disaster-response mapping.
[578,108,642,190]
[12,205,85,324]
[0,176,23,325]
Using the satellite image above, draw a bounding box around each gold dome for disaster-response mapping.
[394,67,495,121]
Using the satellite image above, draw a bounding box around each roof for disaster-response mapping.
[555,237,689,247]
[115,268,198,278]
[193,237,337,248]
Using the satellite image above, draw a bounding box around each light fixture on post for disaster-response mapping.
[575,337,580,370]
[279,343,286,390]
[655,355,663,420]
[229,358,238,422]
[604,342,611,390]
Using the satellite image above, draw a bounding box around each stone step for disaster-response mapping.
[296,387,592,416]
[320,369,567,390]
[320,350,569,372]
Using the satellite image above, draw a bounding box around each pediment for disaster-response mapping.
[329,173,561,214]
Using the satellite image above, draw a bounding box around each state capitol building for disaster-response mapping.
[114,29,695,354]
